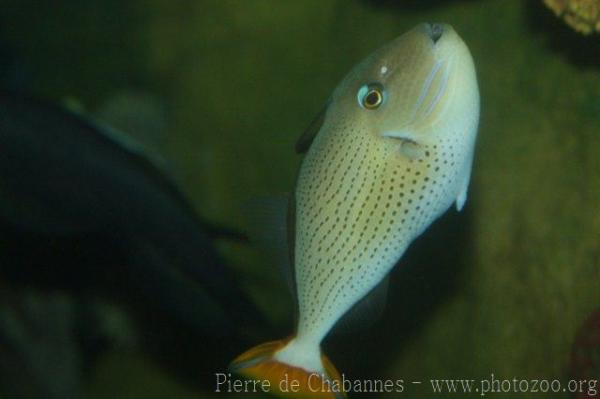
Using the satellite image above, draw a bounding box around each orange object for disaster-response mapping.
[230,338,346,399]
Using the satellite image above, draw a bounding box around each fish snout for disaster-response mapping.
[428,23,444,43]
[423,22,454,45]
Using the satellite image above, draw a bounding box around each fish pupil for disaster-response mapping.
[364,90,382,108]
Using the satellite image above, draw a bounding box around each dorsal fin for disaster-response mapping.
[331,276,390,334]
[295,101,330,154]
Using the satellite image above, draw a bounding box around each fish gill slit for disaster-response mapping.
[424,60,451,117]
[408,60,442,124]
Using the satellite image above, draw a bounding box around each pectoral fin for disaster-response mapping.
[456,184,467,211]
[383,130,425,160]
[455,167,471,211]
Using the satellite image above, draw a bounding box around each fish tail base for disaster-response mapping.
[229,337,346,399]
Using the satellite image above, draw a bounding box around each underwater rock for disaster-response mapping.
[543,0,600,34]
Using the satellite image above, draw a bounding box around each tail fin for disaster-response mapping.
[229,337,346,399]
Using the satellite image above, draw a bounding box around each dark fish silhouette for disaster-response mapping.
[0,90,263,336]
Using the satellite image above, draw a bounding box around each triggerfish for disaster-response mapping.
[230,23,480,398]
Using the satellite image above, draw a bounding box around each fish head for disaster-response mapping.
[328,22,479,158]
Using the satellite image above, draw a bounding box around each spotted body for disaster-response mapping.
[231,23,479,398]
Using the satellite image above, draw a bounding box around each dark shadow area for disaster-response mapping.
[0,43,29,93]
[361,0,481,11]
[0,0,149,102]
[0,225,119,292]
[526,1,600,69]
[324,205,473,397]
[0,220,251,395]
[0,91,268,398]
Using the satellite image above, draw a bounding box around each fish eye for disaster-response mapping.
[357,83,385,110]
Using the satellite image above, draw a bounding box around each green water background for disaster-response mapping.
[0,1,599,398]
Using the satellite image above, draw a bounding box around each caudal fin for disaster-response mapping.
[229,337,346,399]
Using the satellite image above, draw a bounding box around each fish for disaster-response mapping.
[0,91,263,337]
[230,22,480,398]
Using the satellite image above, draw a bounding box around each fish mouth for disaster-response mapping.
[422,22,455,46]
[426,23,444,44]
